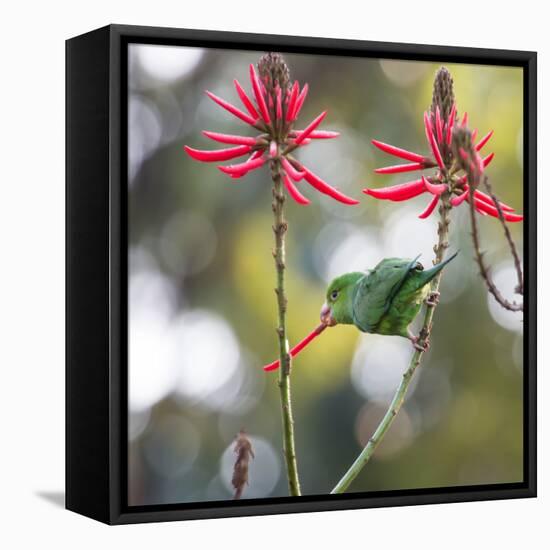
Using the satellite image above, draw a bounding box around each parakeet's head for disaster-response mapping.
[320,272,364,326]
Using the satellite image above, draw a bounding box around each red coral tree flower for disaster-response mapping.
[184,55,359,206]
[364,67,523,223]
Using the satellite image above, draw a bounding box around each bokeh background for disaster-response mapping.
[127,44,524,506]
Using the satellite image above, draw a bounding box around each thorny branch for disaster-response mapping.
[463,155,523,312]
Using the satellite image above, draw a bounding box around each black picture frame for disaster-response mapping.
[66,24,537,525]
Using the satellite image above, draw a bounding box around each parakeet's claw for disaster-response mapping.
[408,330,430,352]
[425,290,440,307]
[412,339,428,352]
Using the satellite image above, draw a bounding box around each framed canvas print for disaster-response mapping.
[66,24,537,525]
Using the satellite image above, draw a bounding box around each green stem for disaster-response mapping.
[271,157,301,496]
[331,193,452,494]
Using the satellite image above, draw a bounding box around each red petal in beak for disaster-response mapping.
[263,323,327,372]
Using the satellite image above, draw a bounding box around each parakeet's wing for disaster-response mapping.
[352,256,421,332]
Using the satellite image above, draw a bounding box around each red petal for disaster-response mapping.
[248,150,263,161]
[456,184,514,214]
[375,162,425,174]
[363,179,425,201]
[474,189,515,212]
[423,175,446,195]
[302,167,359,205]
[283,174,310,205]
[424,111,445,170]
[263,324,327,371]
[290,138,312,146]
[423,110,433,136]
[202,131,257,146]
[371,139,427,163]
[446,103,457,146]
[249,64,271,124]
[483,152,495,168]
[475,130,494,151]
[269,141,278,158]
[461,112,468,127]
[435,107,443,143]
[205,90,257,126]
[233,79,260,119]
[451,189,469,206]
[472,197,523,222]
[292,84,309,120]
[184,144,251,162]
[286,81,300,121]
[418,194,440,219]
[294,111,327,144]
[502,212,524,222]
[293,130,340,139]
[475,206,489,216]
[276,87,282,120]
[281,157,305,181]
[218,156,265,176]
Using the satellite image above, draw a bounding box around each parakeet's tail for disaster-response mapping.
[416,251,459,287]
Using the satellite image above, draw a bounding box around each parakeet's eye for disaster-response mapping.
[330,290,339,300]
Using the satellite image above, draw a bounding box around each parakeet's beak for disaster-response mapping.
[320,303,337,326]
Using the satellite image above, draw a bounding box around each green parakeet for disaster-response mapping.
[263,252,457,371]
[320,252,458,349]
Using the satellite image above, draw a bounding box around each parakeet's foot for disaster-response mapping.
[425,290,440,307]
[408,330,430,352]
[412,338,429,352]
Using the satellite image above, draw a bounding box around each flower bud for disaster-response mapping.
[258,52,291,96]
[430,66,455,122]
